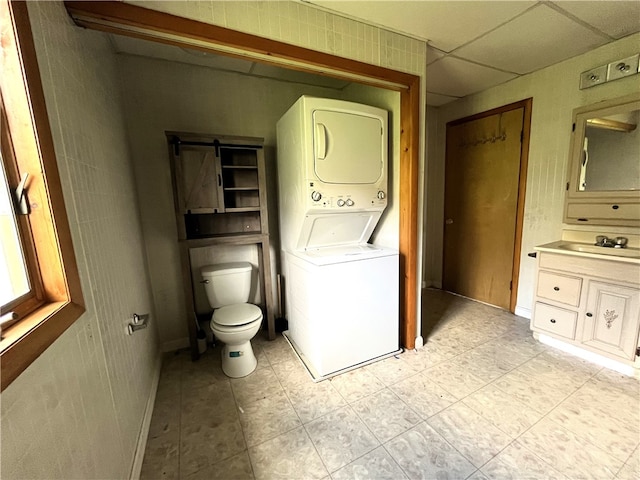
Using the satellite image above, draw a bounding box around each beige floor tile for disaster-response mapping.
[480,441,568,480]
[351,388,421,443]
[180,417,246,477]
[305,406,379,472]
[248,426,328,480]
[261,336,298,365]
[385,422,476,480]
[547,389,639,462]
[181,380,237,428]
[231,366,284,407]
[140,430,179,480]
[329,368,385,403]
[399,345,455,371]
[148,393,181,439]
[331,447,407,480]
[492,369,575,414]
[518,418,623,479]
[424,360,488,399]
[452,341,533,382]
[467,471,490,480]
[284,379,345,424]
[364,355,420,386]
[427,402,512,468]
[617,445,640,480]
[462,384,542,437]
[272,358,312,389]
[238,389,301,447]
[390,372,457,419]
[184,451,254,480]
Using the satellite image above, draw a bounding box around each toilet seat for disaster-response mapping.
[212,303,262,332]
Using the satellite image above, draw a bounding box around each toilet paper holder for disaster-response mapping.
[127,313,149,335]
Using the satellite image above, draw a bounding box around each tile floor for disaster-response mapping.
[141,290,640,479]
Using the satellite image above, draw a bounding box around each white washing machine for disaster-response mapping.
[283,245,399,378]
[277,96,400,379]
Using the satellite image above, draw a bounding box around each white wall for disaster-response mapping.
[118,55,401,348]
[0,2,159,479]
[427,32,640,318]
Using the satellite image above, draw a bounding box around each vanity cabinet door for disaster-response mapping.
[581,281,640,360]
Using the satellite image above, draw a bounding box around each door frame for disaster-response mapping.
[63,1,421,348]
[444,98,532,312]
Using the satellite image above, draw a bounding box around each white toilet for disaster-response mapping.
[201,262,263,378]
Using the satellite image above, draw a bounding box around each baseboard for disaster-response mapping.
[515,305,532,320]
[161,337,189,353]
[130,353,162,480]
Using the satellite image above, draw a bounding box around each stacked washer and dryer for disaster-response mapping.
[277,96,400,380]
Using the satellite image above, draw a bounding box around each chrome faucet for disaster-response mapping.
[595,235,628,248]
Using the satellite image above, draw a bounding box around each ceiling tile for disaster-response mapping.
[308,1,535,52]
[553,1,640,39]
[454,4,610,74]
[426,92,459,107]
[427,45,446,65]
[426,57,517,97]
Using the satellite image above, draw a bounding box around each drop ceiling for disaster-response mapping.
[110,1,640,107]
[307,1,640,105]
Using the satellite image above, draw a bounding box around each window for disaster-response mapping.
[0,0,84,391]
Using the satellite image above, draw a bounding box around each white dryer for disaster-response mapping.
[276,96,400,379]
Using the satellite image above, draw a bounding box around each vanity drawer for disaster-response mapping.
[533,303,577,339]
[536,270,582,306]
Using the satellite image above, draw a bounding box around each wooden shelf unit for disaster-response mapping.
[167,131,276,360]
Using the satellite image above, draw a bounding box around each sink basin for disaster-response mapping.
[557,242,640,259]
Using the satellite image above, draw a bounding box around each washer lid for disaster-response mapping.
[213,303,262,326]
[201,262,252,277]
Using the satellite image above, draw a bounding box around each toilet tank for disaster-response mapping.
[201,262,252,308]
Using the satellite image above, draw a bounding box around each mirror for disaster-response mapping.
[579,109,640,192]
[564,92,640,227]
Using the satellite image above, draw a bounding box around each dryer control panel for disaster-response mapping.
[307,181,387,211]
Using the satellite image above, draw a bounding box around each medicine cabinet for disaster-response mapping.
[564,92,640,227]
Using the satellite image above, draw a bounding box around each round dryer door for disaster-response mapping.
[214,304,262,327]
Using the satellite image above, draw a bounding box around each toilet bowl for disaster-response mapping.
[211,303,263,378]
[201,263,263,378]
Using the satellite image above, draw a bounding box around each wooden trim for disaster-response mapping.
[64,1,421,348]
[399,79,420,349]
[0,1,85,391]
[445,98,533,313]
[510,98,532,312]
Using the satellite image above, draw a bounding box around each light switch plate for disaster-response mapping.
[580,65,607,89]
[607,54,639,81]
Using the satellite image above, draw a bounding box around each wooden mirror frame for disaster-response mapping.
[564,92,640,228]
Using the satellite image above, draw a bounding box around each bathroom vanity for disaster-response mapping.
[531,241,640,365]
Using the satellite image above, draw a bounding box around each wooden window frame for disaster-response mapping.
[0,1,85,391]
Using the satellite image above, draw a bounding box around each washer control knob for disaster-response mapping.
[311,191,322,202]
[377,191,386,200]
[346,198,354,207]
[337,199,346,207]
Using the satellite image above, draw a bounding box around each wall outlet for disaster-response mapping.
[607,54,639,81]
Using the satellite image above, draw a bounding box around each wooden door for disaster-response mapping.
[443,105,527,310]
